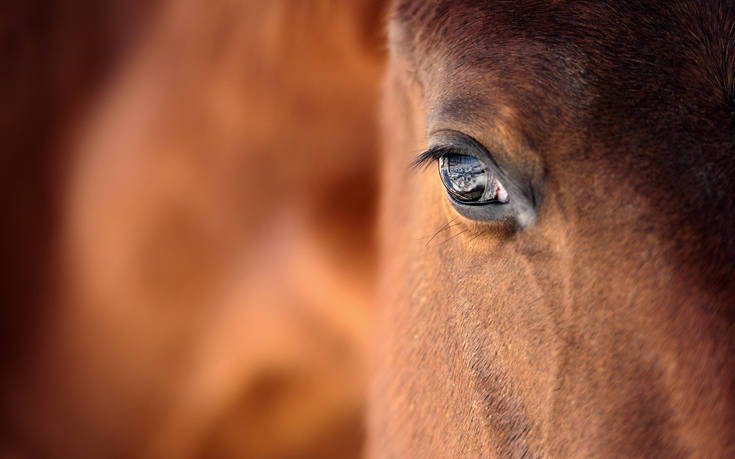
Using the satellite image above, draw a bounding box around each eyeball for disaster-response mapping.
[438,154,509,204]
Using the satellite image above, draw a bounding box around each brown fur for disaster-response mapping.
[371,0,735,457]
[5,1,735,457]
[2,1,388,457]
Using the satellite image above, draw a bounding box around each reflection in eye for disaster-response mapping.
[439,154,509,204]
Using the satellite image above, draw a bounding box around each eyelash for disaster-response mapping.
[410,145,460,170]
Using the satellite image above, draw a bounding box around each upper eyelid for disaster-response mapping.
[410,145,455,170]
[411,132,500,171]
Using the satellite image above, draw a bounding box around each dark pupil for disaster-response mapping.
[438,154,486,201]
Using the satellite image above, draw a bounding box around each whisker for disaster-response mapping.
[424,217,458,247]
[465,226,493,245]
[466,232,482,245]
[438,228,469,245]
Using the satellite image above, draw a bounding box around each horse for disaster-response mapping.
[370,0,735,456]
[5,0,735,457]
[2,1,387,457]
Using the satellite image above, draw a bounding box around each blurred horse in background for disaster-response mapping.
[2,1,387,457]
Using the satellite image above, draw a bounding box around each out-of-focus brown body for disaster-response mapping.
[2,1,386,457]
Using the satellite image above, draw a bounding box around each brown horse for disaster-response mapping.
[5,0,735,457]
[2,1,387,457]
[371,0,735,457]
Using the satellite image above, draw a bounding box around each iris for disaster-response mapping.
[438,154,509,204]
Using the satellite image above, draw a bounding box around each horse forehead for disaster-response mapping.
[391,0,733,78]
[391,1,604,58]
[392,0,735,154]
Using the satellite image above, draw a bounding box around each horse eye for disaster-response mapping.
[438,154,509,204]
